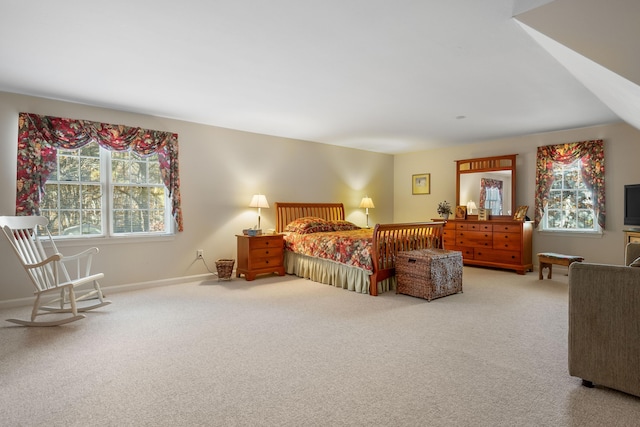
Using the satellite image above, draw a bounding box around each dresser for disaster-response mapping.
[236,234,285,281]
[442,219,533,274]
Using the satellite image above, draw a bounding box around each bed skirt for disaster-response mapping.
[284,252,395,294]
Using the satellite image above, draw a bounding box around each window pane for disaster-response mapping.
[149,161,162,184]
[80,157,100,182]
[58,155,79,181]
[113,210,131,233]
[547,210,562,228]
[577,210,594,229]
[150,210,165,232]
[548,191,562,209]
[82,184,102,209]
[112,159,128,183]
[42,184,59,209]
[130,161,147,184]
[42,211,61,235]
[79,143,100,157]
[150,187,165,210]
[577,190,592,209]
[59,184,80,209]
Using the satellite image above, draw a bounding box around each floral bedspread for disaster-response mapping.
[283,228,375,272]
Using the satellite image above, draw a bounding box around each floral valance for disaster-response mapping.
[16,112,183,231]
[534,140,605,230]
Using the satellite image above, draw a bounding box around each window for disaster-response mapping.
[41,142,170,237]
[15,112,183,234]
[535,140,605,232]
[542,159,596,231]
[480,179,503,215]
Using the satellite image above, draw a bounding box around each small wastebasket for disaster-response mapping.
[215,259,235,281]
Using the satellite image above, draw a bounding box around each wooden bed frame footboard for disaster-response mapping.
[274,202,444,296]
[370,222,444,296]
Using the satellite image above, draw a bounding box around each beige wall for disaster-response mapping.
[394,121,640,266]
[0,92,393,303]
[2,90,637,304]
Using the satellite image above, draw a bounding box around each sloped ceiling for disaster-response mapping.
[0,1,632,154]
[516,0,640,134]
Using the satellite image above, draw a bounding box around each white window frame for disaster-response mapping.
[539,158,601,235]
[43,142,174,240]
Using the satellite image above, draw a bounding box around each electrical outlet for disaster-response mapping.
[196,249,204,259]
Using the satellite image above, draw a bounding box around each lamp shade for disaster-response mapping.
[359,197,375,209]
[249,194,270,209]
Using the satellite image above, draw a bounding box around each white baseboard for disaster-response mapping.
[0,273,216,309]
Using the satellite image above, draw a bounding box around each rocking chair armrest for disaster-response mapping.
[23,253,63,269]
[62,247,100,261]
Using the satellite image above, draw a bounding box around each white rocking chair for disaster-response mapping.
[0,216,111,326]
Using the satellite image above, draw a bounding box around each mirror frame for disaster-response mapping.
[455,154,517,219]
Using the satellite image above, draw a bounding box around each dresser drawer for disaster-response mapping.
[456,230,492,247]
[493,223,521,233]
[458,247,474,259]
[457,222,492,232]
[493,232,521,250]
[474,248,521,264]
[443,235,457,248]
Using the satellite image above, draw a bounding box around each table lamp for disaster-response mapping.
[359,196,375,228]
[249,194,269,230]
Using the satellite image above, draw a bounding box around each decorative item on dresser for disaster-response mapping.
[236,233,285,281]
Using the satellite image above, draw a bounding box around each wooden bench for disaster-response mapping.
[538,252,584,279]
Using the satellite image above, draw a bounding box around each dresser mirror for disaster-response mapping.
[455,154,517,218]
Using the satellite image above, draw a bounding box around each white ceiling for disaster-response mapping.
[0,0,634,154]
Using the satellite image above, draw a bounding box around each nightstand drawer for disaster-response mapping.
[250,236,283,250]
[250,255,282,270]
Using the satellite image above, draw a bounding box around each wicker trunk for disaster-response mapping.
[396,249,463,301]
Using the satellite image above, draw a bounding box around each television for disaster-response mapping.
[624,184,640,227]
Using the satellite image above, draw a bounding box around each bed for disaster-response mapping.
[275,202,444,296]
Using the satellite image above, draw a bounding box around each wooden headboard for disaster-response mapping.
[275,202,345,232]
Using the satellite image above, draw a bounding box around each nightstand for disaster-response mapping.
[236,234,285,281]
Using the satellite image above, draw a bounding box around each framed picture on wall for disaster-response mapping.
[412,173,430,195]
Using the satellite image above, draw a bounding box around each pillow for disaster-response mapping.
[630,256,640,267]
[284,217,333,234]
[329,220,361,231]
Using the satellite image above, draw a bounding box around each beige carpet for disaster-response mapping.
[1,266,639,426]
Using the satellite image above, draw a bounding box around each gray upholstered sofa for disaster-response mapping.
[568,243,640,397]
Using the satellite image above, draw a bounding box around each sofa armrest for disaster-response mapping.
[625,242,640,266]
[568,262,640,397]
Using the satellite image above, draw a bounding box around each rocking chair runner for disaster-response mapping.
[0,216,111,326]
